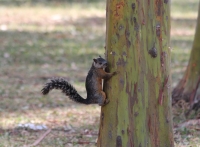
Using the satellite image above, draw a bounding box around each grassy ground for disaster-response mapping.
[0,0,199,146]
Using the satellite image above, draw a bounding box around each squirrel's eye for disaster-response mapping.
[99,62,102,65]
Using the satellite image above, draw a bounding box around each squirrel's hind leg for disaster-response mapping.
[97,91,109,106]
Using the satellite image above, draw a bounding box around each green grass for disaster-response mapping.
[0,0,199,146]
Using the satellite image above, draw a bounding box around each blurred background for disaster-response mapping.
[0,0,199,146]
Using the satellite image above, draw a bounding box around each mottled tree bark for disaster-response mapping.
[172,2,200,110]
[97,0,174,147]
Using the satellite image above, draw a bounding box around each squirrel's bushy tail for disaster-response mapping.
[41,78,89,104]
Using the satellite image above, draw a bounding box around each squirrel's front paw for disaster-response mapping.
[113,71,118,75]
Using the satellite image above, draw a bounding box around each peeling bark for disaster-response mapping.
[97,0,174,146]
[172,2,200,110]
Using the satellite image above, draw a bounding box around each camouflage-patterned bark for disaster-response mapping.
[97,0,174,146]
[172,2,200,109]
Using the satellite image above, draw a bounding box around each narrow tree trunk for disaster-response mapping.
[172,2,200,109]
[97,0,174,146]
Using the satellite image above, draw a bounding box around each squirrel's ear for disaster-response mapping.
[93,59,98,63]
[99,55,101,58]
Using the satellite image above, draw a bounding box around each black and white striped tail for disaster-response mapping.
[41,78,89,104]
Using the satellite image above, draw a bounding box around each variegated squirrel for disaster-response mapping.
[41,56,117,106]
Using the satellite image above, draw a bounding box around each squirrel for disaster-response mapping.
[41,56,117,106]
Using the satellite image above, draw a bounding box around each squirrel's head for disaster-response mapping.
[93,56,108,69]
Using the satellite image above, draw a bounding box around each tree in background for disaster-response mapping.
[172,2,200,111]
[97,0,174,146]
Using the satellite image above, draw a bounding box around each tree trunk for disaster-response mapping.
[97,0,174,147]
[172,2,200,109]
